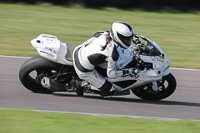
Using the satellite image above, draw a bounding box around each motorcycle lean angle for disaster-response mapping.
[19,33,177,100]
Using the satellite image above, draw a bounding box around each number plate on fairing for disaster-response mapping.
[158,57,164,62]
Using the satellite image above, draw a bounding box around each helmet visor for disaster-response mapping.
[117,32,133,47]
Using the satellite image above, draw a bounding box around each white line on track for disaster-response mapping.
[33,109,184,121]
[1,55,200,71]
[170,67,200,71]
[1,108,193,121]
[0,55,30,59]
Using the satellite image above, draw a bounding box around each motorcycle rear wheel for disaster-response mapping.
[131,73,177,100]
[19,56,61,93]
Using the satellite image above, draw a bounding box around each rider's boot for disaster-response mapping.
[101,87,115,98]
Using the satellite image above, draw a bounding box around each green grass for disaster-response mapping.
[0,109,200,133]
[0,3,200,68]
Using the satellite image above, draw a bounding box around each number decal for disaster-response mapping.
[158,57,164,62]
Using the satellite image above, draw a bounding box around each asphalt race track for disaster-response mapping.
[0,56,200,120]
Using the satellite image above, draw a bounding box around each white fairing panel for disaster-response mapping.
[116,47,134,69]
[98,47,133,69]
[31,34,73,66]
[139,55,169,77]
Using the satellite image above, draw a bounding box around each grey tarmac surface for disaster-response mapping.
[0,56,200,120]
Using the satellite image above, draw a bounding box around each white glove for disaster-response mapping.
[132,34,141,44]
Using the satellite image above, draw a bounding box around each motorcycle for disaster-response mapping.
[19,33,177,100]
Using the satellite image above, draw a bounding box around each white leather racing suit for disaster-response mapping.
[73,32,124,94]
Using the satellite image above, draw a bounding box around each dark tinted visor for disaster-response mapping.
[117,32,133,47]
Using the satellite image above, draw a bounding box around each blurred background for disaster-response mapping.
[0,0,200,68]
[1,0,200,10]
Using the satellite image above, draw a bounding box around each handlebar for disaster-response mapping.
[132,34,150,51]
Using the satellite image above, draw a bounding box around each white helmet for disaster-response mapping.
[110,22,134,49]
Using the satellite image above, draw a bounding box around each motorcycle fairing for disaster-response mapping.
[31,34,73,66]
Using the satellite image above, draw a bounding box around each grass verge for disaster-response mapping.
[0,3,200,68]
[0,109,200,133]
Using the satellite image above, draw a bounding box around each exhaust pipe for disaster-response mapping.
[41,77,51,89]
[41,77,69,91]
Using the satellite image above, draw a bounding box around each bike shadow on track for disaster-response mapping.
[53,92,200,108]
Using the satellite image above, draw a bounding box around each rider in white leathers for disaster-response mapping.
[72,22,137,98]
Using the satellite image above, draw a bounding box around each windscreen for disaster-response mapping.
[145,40,161,56]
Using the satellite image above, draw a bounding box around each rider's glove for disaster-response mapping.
[132,34,141,44]
[122,68,138,77]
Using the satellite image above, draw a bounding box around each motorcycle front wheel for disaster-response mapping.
[131,73,177,100]
[19,56,62,93]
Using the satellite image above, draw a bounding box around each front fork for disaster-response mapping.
[152,81,159,92]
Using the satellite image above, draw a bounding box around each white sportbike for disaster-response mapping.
[19,33,176,100]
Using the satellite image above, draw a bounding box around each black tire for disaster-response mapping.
[131,73,177,100]
[19,56,62,93]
